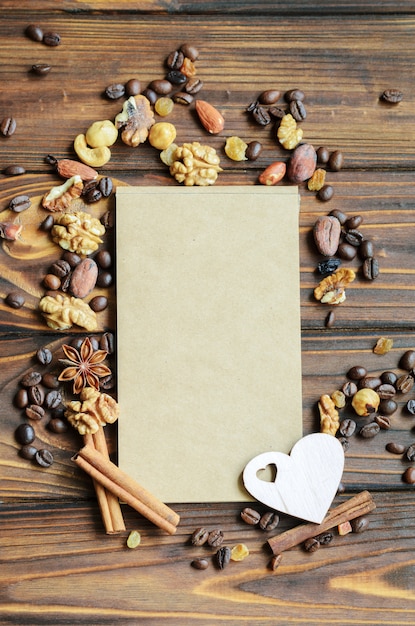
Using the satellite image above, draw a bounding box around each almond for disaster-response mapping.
[195,100,225,134]
[56,159,98,181]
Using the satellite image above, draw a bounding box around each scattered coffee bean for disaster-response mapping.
[1,116,17,137]
[215,546,231,569]
[19,444,38,460]
[141,88,158,105]
[191,558,209,570]
[40,214,54,231]
[304,537,320,552]
[268,105,286,119]
[245,140,263,161]
[43,32,61,46]
[47,417,68,434]
[100,374,115,390]
[359,239,374,259]
[289,99,306,121]
[316,146,330,164]
[317,184,334,202]
[96,270,113,288]
[381,89,403,104]
[21,371,42,387]
[14,388,28,409]
[328,150,344,171]
[338,436,350,451]
[207,529,224,547]
[42,372,60,389]
[345,229,364,247]
[351,516,369,533]
[396,373,414,394]
[325,310,336,328]
[62,251,82,267]
[35,449,54,467]
[402,467,415,484]
[241,507,261,525]
[28,384,45,406]
[376,384,396,400]
[374,415,391,429]
[259,511,279,531]
[345,215,363,230]
[405,443,415,462]
[25,24,44,41]
[339,418,356,437]
[191,527,209,546]
[166,70,187,85]
[89,295,108,312]
[3,164,25,176]
[50,259,71,278]
[98,177,113,197]
[105,83,125,99]
[166,50,185,70]
[31,63,51,76]
[44,389,62,410]
[337,242,357,261]
[381,371,397,385]
[258,89,280,105]
[406,399,415,415]
[84,188,102,204]
[399,349,415,371]
[125,78,141,97]
[172,92,194,105]
[43,274,61,291]
[15,423,35,445]
[341,381,358,397]
[95,250,112,269]
[148,79,173,95]
[378,399,397,415]
[9,195,31,213]
[251,104,271,126]
[5,291,25,309]
[100,332,115,354]
[359,422,380,438]
[329,209,347,225]
[284,88,304,102]
[36,347,53,365]
[184,76,203,95]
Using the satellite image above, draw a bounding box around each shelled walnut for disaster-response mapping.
[65,387,119,435]
[39,293,97,331]
[51,211,105,255]
[169,141,222,186]
[314,268,356,305]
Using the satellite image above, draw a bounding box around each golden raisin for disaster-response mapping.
[224,136,248,161]
[155,97,174,117]
[307,168,326,191]
[230,543,250,561]
[126,530,141,549]
[373,337,393,355]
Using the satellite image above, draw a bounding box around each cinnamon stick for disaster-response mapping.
[84,429,126,534]
[267,490,375,555]
[73,444,180,535]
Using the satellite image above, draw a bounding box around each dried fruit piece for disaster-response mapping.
[39,293,97,331]
[224,136,248,161]
[277,113,303,150]
[318,394,340,435]
[314,268,356,305]
[230,544,249,562]
[126,530,141,549]
[154,97,174,117]
[195,100,225,134]
[42,175,84,212]
[115,95,155,147]
[308,168,326,191]
[373,337,393,355]
[169,142,222,186]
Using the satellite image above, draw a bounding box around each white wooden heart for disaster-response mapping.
[242,433,344,523]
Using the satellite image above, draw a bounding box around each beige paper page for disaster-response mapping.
[116,186,302,503]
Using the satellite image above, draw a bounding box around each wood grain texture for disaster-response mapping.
[0,3,414,624]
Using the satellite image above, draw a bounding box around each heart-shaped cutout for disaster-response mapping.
[242,433,344,523]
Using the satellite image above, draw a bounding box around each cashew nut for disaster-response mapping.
[74,134,111,167]
[85,120,118,148]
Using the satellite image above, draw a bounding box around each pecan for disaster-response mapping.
[314,268,356,305]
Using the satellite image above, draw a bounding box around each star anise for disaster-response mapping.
[58,337,111,394]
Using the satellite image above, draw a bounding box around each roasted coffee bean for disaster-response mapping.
[25,404,45,420]
[43,274,61,291]
[84,188,103,204]
[359,422,380,438]
[21,371,42,387]
[50,259,71,278]
[351,516,369,533]
[42,372,60,389]
[317,258,341,276]
[268,106,286,119]
[362,257,379,280]
[315,531,333,545]
[40,214,54,231]
[99,374,115,390]
[381,370,397,385]
[51,406,65,420]
[245,140,263,161]
[374,415,391,429]
[381,89,403,104]
[166,70,187,85]
[339,418,356,437]
[207,529,224,547]
[405,443,415,462]
[251,104,271,126]
[60,274,71,292]
[396,373,414,394]
[62,251,82,267]
[345,215,363,230]
[5,291,25,309]
[337,242,357,261]
[47,417,68,434]
[89,295,108,312]
[15,423,35,445]
[191,558,209,570]
[19,444,38,460]
[399,349,415,371]
[43,32,61,46]
[184,76,203,95]
[14,388,28,409]
[360,376,382,390]
[166,50,185,70]
[148,79,173,95]
[105,83,125,99]
[125,78,141,97]
[25,24,44,41]
[246,100,258,113]
[341,381,358,397]
[325,310,336,328]
[179,42,198,61]
[172,92,194,105]
[81,179,98,197]
[191,527,209,546]
[376,383,396,399]
[338,437,350,452]
[259,511,279,531]
[258,89,280,105]
[35,449,54,467]
[216,546,231,569]
[386,440,405,454]
[36,347,53,365]
[317,184,334,202]
[402,467,415,484]
[284,88,304,102]
[98,176,113,197]
[100,331,115,354]
[31,63,51,76]
[328,150,344,171]
[96,270,113,288]
[4,164,26,176]
[28,385,45,406]
[289,99,306,121]
[241,507,261,525]
[9,195,31,213]
[95,250,112,269]
[1,116,17,137]
[141,88,158,105]
[378,399,398,415]
[329,209,347,225]
[316,146,330,164]
[44,389,62,410]
[359,239,374,259]
[304,537,320,552]
[344,229,364,247]
[406,399,415,415]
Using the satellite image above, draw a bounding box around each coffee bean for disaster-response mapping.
[289,99,306,121]
[374,415,391,429]
[28,385,45,406]
[14,388,28,409]
[345,229,364,247]
[268,106,286,119]
[21,371,42,387]
[96,270,113,288]
[43,274,61,291]
[31,63,51,76]
[44,389,62,410]
[359,422,380,438]
[284,88,305,102]
[148,79,173,95]
[5,291,25,309]
[317,184,334,202]
[351,516,369,533]
[341,381,358,397]
[399,349,415,371]
[105,83,125,99]
[405,443,415,462]
[252,105,271,126]
[378,399,398,415]
[338,437,350,452]
[98,176,113,198]
[381,89,403,104]
[19,444,38,460]
[84,188,102,204]
[40,215,54,231]
[180,43,199,61]
[381,370,397,385]
[386,441,405,454]
[396,373,414,394]
[402,467,415,484]
[241,507,261,525]
[345,215,363,230]
[259,511,279,531]
[347,365,367,380]
[316,146,330,164]
[100,332,115,354]
[9,195,31,213]
[47,417,68,434]
[141,88,158,105]
[339,418,356,437]
[50,259,71,278]
[258,89,280,105]
[62,251,82,267]
[191,527,209,546]
[315,531,333,545]
[35,449,54,467]
[43,32,61,46]
[95,250,112,269]
[15,423,35,445]
[191,558,209,570]
[328,150,344,171]
[304,537,320,552]
[3,164,25,176]
[172,92,194,105]
[100,374,115,390]
[215,546,231,569]
[36,347,53,365]
[42,372,60,389]
[245,141,263,161]
[89,295,108,312]
[166,70,187,85]
[325,310,336,328]
[376,383,396,399]
[1,116,17,137]
[337,242,357,261]
[166,50,185,70]
[184,77,203,95]
[362,257,379,280]
[125,78,141,97]
[25,404,45,420]
[25,24,43,41]
[207,529,224,547]
[406,399,415,415]
[359,239,374,259]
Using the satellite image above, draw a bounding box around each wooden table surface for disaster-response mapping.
[1,2,415,624]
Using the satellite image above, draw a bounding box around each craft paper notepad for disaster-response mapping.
[116,186,302,503]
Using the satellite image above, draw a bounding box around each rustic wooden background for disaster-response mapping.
[1,2,414,624]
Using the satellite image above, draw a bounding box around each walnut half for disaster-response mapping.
[169,141,222,186]
[39,293,97,331]
[65,387,119,435]
[51,210,105,255]
[314,268,356,305]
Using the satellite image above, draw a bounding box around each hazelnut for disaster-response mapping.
[351,388,380,417]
